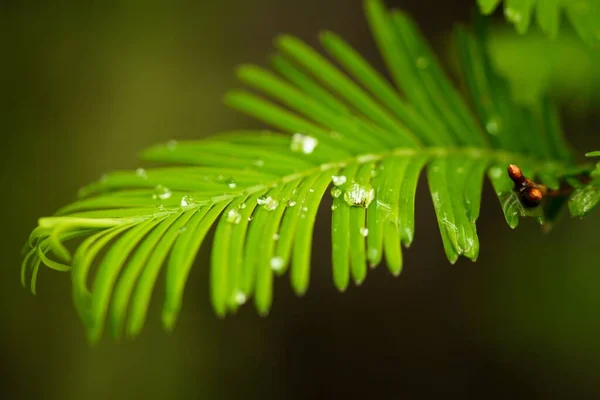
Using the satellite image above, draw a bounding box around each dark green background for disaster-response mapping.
[2,0,599,398]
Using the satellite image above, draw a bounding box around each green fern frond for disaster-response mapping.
[23,0,585,343]
[477,0,600,46]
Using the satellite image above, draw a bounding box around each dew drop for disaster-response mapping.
[227,179,237,189]
[290,133,318,154]
[273,233,280,241]
[239,203,247,209]
[287,200,297,207]
[485,117,500,135]
[343,183,375,207]
[360,227,369,237]
[180,194,195,208]
[252,158,265,167]
[330,187,342,198]
[227,209,242,224]
[504,7,522,23]
[257,195,279,211]
[136,168,148,180]
[302,206,308,212]
[331,175,347,186]
[234,291,247,305]
[270,256,285,272]
[309,188,315,193]
[331,204,338,211]
[153,185,172,200]
[368,248,379,261]
[167,140,178,151]
[416,57,430,69]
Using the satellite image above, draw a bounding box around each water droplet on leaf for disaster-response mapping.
[270,256,284,272]
[360,227,369,237]
[257,195,279,211]
[167,140,178,151]
[136,168,148,180]
[331,175,347,186]
[343,183,374,207]
[234,291,247,305]
[290,133,318,154]
[416,57,429,69]
[331,187,342,198]
[153,185,172,200]
[227,209,242,224]
[180,194,196,208]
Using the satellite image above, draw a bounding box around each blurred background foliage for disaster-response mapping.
[1,0,599,398]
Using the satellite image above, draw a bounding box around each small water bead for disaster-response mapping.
[360,228,369,237]
[416,57,430,69]
[343,183,375,207]
[330,187,342,198]
[287,200,297,207]
[252,158,265,167]
[257,195,279,211]
[309,188,315,193]
[178,226,188,234]
[248,216,253,222]
[331,204,338,211]
[153,185,172,200]
[301,206,308,212]
[270,256,285,272]
[290,133,318,154]
[167,140,178,151]
[331,175,347,186]
[180,194,196,208]
[239,203,247,209]
[136,168,148,180]
[227,209,242,224]
[227,179,237,189]
[234,291,247,305]
[504,7,522,23]
[257,195,269,205]
[485,117,500,135]
[273,233,280,241]
[368,248,379,261]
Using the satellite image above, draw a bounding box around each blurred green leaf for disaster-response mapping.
[477,0,600,46]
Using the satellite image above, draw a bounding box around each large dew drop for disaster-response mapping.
[343,183,374,207]
[153,185,172,200]
[227,209,242,224]
[290,133,318,154]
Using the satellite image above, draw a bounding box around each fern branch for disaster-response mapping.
[22,0,587,343]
